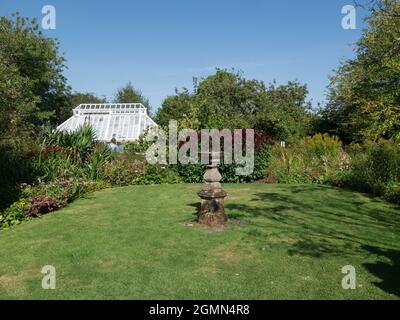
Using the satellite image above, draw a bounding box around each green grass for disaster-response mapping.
[0,183,399,299]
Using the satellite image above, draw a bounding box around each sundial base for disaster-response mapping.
[197,187,227,227]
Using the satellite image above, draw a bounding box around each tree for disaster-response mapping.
[155,89,193,128]
[321,0,400,142]
[113,82,151,115]
[53,92,108,124]
[155,69,314,140]
[0,50,39,140]
[193,70,264,130]
[254,81,315,140]
[0,13,71,208]
[0,14,70,129]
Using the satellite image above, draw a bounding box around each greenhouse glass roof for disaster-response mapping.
[57,103,157,142]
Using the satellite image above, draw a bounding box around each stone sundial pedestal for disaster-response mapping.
[197,152,227,227]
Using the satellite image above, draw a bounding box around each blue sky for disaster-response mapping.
[1,0,369,111]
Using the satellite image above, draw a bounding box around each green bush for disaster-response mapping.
[100,156,148,186]
[40,125,97,163]
[0,199,29,229]
[123,129,152,155]
[175,163,206,183]
[266,134,346,184]
[340,140,400,195]
[21,178,89,203]
[384,182,400,204]
[0,142,36,209]
[33,156,86,181]
[86,143,115,180]
[86,180,112,192]
[134,164,182,185]
[302,133,342,158]
[175,150,271,183]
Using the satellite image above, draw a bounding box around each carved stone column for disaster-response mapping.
[197,152,227,226]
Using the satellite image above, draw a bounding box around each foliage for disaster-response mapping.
[301,133,342,158]
[69,91,107,106]
[321,0,400,142]
[123,128,153,155]
[134,164,182,185]
[332,140,400,194]
[0,176,114,229]
[156,89,193,128]
[175,150,271,183]
[174,163,207,183]
[0,199,29,229]
[254,81,315,140]
[40,125,97,163]
[29,125,106,183]
[21,178,88,203]
[86,143,115,180]
[0,13,68,209]
[27,196,60,217]
[384,181,400,204]
[114,82,152,115]
[85,180,112,192]
[0,13,70,130]
[155,70,315,140]
[0,49,38,140]
[0,141,37,209]
[100,156,148,186]
[266,134,346,184]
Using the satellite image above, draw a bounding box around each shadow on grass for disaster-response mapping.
[187,202,200,217]
[224,184,400,296]
[362,245,400,297]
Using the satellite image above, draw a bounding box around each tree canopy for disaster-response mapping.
[156,69,314,141]
[113,82,151,115]
[321,0,400,142]
[0,13,70,138]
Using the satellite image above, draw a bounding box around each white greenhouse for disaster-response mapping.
[57,103,157,142]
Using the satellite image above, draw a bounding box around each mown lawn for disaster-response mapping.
[0,183,399,299]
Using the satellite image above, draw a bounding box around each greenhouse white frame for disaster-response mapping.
[57,103,157,142]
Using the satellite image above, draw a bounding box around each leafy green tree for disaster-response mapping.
[70,92,106,105]
[0,14,70,208]
[0,50,39,140]
[113,82,151,115]
[155,69,314,140]
[63,91,108,120]
[321,0,400,142]
[0,14,70,129]
[193,70,264,130]
[255,81,315,140]
[155,89,193,128]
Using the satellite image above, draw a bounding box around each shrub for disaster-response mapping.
[134,164,182,185]
[86,143,114,180]
[175,163,206,183]
[0,199,30,229]
[301,133,342,158]
[21,178,89,203]
[266,134,346,184]
[175,150,271,183]
[0,177,113,230]
[40,125,97,163]
[343,139,400,195]
[384,182,400,204]
[86,180,112,192]
[33,156,86,182]
[123,128,153,155]
[27,196,60,217]
[100,157,147,186]
[0,142,36,209]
